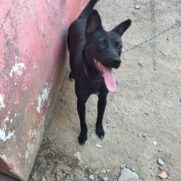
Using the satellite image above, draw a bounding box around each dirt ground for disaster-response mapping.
[30,0,181,181]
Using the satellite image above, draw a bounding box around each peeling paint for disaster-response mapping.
[0,94,5,109]
[9,62,26,77]
[0,122,15,142]
[4,116,9,122]
[25,143,34,160]
[36,86,50,113]
[0,127,15,142]
[2,116,13,125]
[25,150,29,160]
[1,154,8,162]
[2,116,9,127]
[28,129,37,137]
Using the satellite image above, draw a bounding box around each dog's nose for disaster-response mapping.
[113,58,121,68]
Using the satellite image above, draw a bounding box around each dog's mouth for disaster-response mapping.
[94,59,116,92]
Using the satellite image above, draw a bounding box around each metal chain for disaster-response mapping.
[122,22,178,55]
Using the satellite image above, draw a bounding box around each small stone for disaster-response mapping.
[106,122,109,127]
[153,141,158,145]
[130,167,136,172]
[142,132,152,139]
[158,171,168,179]
[118,168,139,181]
[158,165,165,171]
[134,4,140,9]
[42,177,46,181]
[103,176,110,181]
[102,169,106,174]
[78,160,86,169]
[137,62,143,67]
[73,152,81,161]
[96,144,102,148]
[89,175,95,180]
[106,169,110,173]
[144,112,149,116]
[158,148,162,152]
[157,159,165,166]
[121,164,126,169]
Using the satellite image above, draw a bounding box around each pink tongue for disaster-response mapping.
[102,66,117,92]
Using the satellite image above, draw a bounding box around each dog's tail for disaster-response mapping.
[79,0,99,18]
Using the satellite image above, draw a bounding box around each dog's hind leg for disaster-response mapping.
[96,93,108,139]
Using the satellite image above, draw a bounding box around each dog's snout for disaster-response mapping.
[113,58,121,68]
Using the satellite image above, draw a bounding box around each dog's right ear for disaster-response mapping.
[111,19,132,37]
[86,10,102,34]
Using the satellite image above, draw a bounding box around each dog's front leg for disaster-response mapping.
[77,98,88,144]
[96,93,107,139]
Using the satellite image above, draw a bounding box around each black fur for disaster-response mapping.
[67,0,131,144]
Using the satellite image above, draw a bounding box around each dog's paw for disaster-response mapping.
[78,133,87,145]
[96,127,105,140]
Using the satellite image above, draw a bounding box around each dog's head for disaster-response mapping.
[85,10,131,92]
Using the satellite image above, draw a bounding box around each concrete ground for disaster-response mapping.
[0,174,18,181]
[30,0,181,181]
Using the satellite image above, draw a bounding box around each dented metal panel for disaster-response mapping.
[0,0,88,180]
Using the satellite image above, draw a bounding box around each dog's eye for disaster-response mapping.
[98,40,107,48]
[115,42,122,49]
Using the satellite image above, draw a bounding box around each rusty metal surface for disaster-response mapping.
[0,0,88,180]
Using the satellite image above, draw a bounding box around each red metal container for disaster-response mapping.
[0,0,88,180]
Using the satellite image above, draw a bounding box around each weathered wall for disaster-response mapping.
[0,0,88,180]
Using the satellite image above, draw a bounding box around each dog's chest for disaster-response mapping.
[88,79,106,94]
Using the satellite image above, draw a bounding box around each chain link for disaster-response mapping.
[122,22,178,55]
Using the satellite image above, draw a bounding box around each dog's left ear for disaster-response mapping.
[112,19,132,36]
[86,10,102,34]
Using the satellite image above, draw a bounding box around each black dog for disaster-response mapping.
[67,0,131,144]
